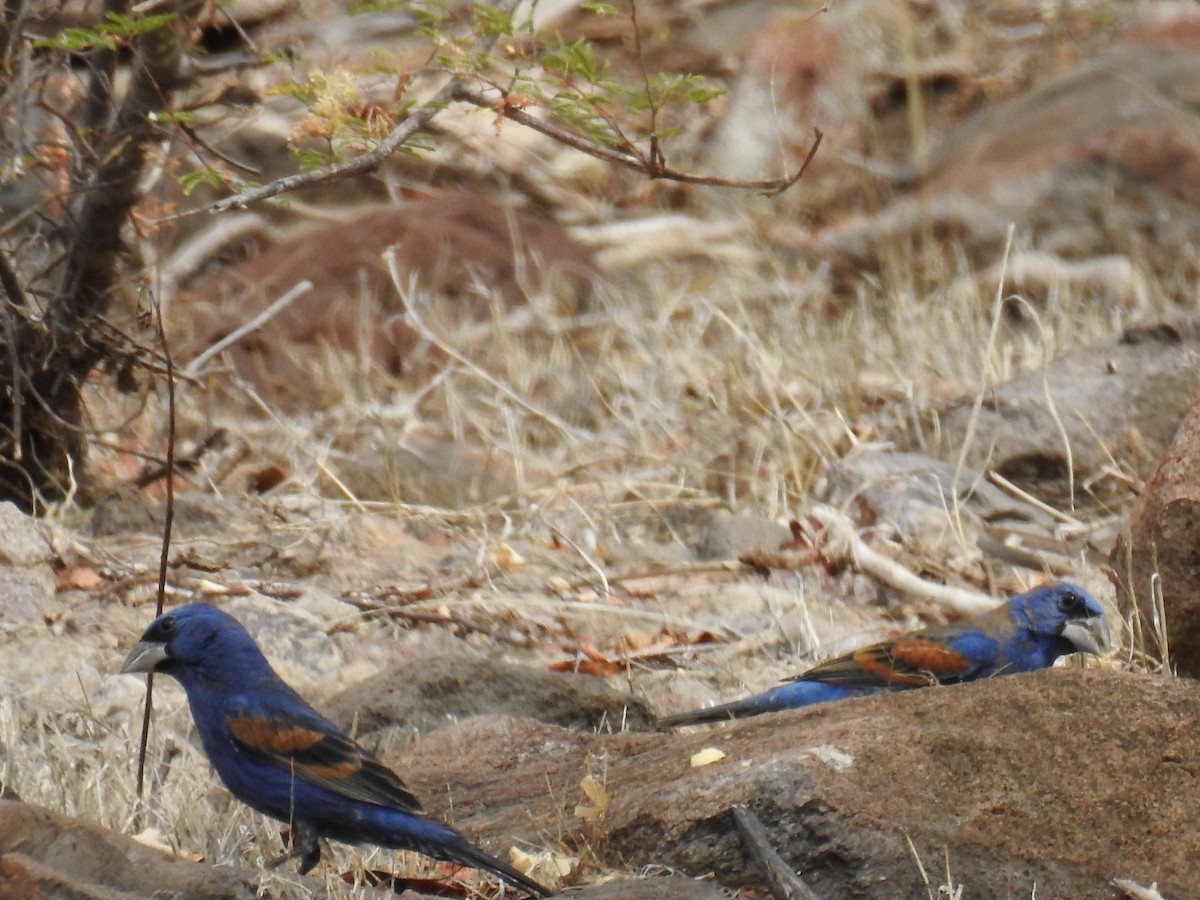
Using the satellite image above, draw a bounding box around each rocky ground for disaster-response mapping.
[4,0,1200,898]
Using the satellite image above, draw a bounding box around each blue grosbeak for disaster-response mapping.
[121,604,550,897]
[660,582,1109,727]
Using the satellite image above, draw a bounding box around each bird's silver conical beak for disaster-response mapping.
[1062,614,1111,657]
[120,640,169,674]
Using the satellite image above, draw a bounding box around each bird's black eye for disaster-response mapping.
[1058,591,1088,618]
[149,615,177,640]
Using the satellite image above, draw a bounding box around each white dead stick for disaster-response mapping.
[182,280,314,378]
[807,503,997,615]
[1111,879,1168,900]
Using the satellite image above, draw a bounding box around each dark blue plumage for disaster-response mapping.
[121,604,549,897]
[660,582,1109,727]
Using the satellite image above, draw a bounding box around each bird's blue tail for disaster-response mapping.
[658,679,868,727]
[361,809,551,897]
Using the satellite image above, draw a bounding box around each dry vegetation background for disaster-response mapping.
[3,0,1200,897]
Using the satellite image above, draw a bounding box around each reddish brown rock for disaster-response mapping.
[0,801,256,899]
[171,189,597,410]
[819,39,1200,300]
[1111,390,1200,677]
[390,669,1200,898]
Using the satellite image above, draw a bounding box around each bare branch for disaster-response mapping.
[454,84,823,194]
[628,0,664,170]
[182,279,313,377]
[198,0,527,217]
[733,804,824,900]
[166,82,821,223]
[206,77,460,214]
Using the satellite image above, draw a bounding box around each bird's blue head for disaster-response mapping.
[120,603,272,687]
[1013,582,1110,657]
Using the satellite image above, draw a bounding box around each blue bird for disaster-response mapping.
[121,603,550,897]
[659,582,1109,727]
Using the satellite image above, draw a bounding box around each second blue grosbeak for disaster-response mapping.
[121,604,550,897]
[659,582,1109,727]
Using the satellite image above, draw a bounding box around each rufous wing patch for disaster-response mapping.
[852,647,933,686]
[888,639,972,680]
[297,755,361,779]
[227,713,325,754]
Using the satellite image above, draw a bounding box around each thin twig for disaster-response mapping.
[628,0,663,170]
[564,559,740,591]
[182,280,313,377]
[1111,877,1168,899]
[984,470,1083,527]
[345,600,537,648]
[974,529,1077,577]
[0,251,26,460]
[0,248,28,309]
[345,571,490,605]
[134,427,227,488]
[454,83,824,193]
[732,804,823,900]
[135,299,177,798]
[197,0,527,216]
[542,517,610,596]
[201,78,459,215]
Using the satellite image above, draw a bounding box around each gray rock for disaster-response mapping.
[921,321,1200,508]
[0,502,53,566]
[563,877,731,898]
[819,449,1054,530]
[88,485,160,537]
[0,566,55,629]
[693,510,791,561]
[0,502,56,629]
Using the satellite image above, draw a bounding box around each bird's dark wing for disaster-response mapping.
[796,627,985,688]
[225,697,423,814]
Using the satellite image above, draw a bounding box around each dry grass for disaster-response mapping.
[13,209,1163,896]
[13,242,1130,889]
[8,1,1187,893]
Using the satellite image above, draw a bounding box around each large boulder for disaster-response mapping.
[390,668,1200,898]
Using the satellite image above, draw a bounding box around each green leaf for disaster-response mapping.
[34,27,118,51]
[472,2,515,36]
[294,147,337,170]
[350,0,401,11]
[34,10,176,51]
[177,168,227,196]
